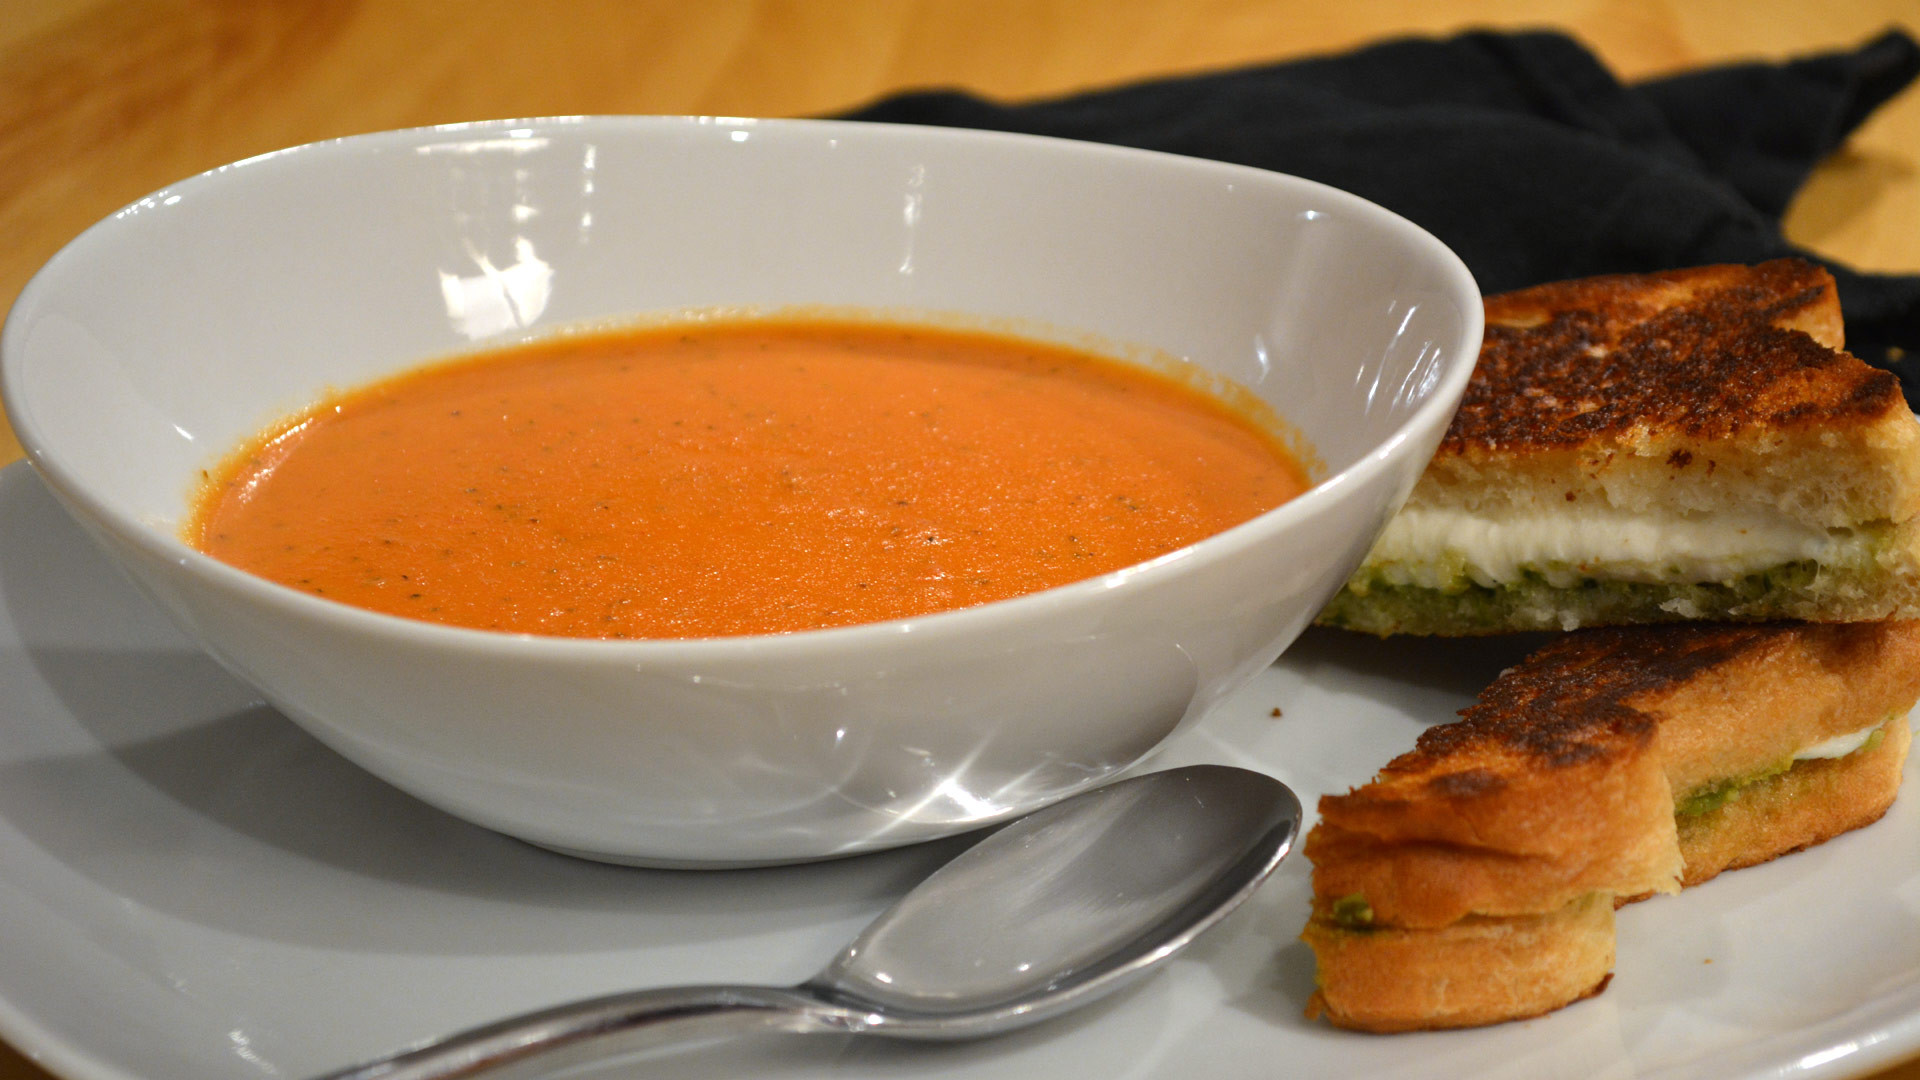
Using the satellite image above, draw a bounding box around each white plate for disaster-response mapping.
[1,459,1917,1080]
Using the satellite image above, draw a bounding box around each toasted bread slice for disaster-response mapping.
[1302,619,1920,1033]
[1318,260,1920,637]
[1303,893,1614,1034]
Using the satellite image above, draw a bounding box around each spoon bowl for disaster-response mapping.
[317,764,1301,1079]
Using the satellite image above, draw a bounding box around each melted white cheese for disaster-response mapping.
[1795,722,1883,761]
[1363,504,1855,588]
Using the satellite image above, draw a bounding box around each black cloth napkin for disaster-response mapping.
[841,29,1920,402]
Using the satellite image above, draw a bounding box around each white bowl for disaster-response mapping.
[2,117,1480,866]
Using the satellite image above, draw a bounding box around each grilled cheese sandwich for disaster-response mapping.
[1301,619,1920,1032]
[1318,260,1920,636]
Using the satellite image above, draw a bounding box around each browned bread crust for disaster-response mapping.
[1305,629,1699,929]
[1302,619,1920,1032]
[1576,620,1920,801]
[1450,259,1889,456]
[1436,259,1920,525]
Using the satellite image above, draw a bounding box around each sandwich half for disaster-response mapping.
[1301,619,1920,1033]
[1318,259,1920,636]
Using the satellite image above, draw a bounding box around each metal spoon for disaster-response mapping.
[317,763,1301,1080]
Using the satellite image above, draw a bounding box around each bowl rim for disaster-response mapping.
[1,114,1484,661]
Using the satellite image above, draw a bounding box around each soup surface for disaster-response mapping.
[190,320,1310,638]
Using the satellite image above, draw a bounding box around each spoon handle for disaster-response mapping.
[312,983,852,1079]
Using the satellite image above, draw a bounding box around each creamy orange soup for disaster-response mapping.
[189,320,1309,638]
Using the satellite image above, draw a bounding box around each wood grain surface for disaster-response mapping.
[0,3,1917,1078]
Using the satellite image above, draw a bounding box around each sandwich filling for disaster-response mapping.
[1323,506,1910,634]
[1358,503,1884,590]
[1674,714,1897,818]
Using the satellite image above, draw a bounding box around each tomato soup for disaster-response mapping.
[189,320,1310,638]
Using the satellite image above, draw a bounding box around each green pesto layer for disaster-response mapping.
[1675,726,1886,818]
[1329,894,1376,930]
[1315,560,1857,636]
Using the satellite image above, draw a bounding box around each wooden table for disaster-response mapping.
[0,2,1915,1077]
